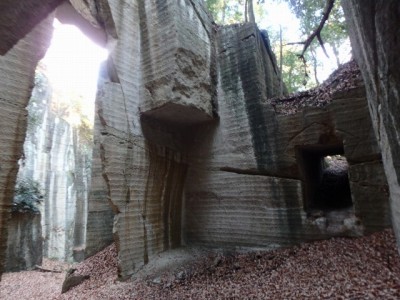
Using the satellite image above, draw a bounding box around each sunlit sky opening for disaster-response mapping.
[258,1,351,84]
[259,1,302,41]
[41,19,108,122]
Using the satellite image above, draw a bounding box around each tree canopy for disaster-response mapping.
[205,0,265,24]
[204,0,350,93]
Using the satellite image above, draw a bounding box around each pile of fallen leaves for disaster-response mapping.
[133,229,400,299]
[2,229,400,299]
[56,244,122,299]
[271,60,364,115]
[63,229,400,299]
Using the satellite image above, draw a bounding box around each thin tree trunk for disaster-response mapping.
[248,0,255,23]
[279,25,283,96]
[331,43,341,68]
[222,0,227,24]
[310,49,320,85]
[288,65,294,93]
[245,0,248,22]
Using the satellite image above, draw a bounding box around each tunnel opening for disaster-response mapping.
[297,144,353,214]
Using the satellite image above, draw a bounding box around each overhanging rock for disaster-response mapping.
[139,0,216,124]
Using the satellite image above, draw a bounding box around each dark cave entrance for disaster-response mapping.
[297,145,353,213]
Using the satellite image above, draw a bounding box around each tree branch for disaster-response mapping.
[289,0,336,60]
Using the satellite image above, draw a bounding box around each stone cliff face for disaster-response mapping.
[86,0,388,278]
[85,0,216,278]
[0,0,63,55]
[342,0,400,249]
[0,0,396,279]
[18,69,91,262]
[5,212,42,272]
[184,32,390,249]
[0,13,54,275]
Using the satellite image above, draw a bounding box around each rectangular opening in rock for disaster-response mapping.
[297,145,353,213]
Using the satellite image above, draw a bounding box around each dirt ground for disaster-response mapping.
[1,229,400,299]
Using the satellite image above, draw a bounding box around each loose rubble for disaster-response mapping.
[271,60,364,115]
[1,229,399,299]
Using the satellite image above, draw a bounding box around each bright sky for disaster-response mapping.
[41,19,108,121]
[258,1,301,41]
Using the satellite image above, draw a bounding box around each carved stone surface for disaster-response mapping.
[86,0,212,279]
[0,14,54,275]
[0,0,394,280]
[5,212,42,272]
[342,0,400,247]
[0,0,62,55]
[184,30,390,248]
[18,69,92,261]
[139,0,215,123]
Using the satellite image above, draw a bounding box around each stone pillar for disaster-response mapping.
[0,15,53,276]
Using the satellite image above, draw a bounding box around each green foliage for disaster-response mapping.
[204,0,265,24]
[13,178,44,214]
[27,111,42,134]
[50,89,94,149]
[281,47,316,93]
[205,0,349,92]
[78,116,94,150]
[33,70,47,94]
[283,0,348,67]
[274,0,349,90]
[205,0,243,24]
[266,26,317,92]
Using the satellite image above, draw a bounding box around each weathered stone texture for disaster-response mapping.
[0,15,53,275]
[0,0,394,281]
[139,0,215,123]
[5,212,42,272]
[193,23,281,173]
[185,171,305,247]
[95,132,188,278]
[85,0,142,259]
[19,81,91,261]
[86,0,208,279]
[111,141,187,278]
[84,116,114,257]
[0,0,62,55]
[342,0,400,247]
[184,25,389,249]
[349,161,391,232]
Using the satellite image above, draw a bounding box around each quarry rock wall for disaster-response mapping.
[342,0,400,249]
[0,13,54,275]
[5,212,42,272]
[0,0,63,55]
[184,27,390,249]
[0,0,394,280]
[18,73,91,262]
[86,0,216,278]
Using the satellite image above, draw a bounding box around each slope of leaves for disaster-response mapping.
[270,60,363,115]
[2,229,399,299]
[132,229,400,299]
